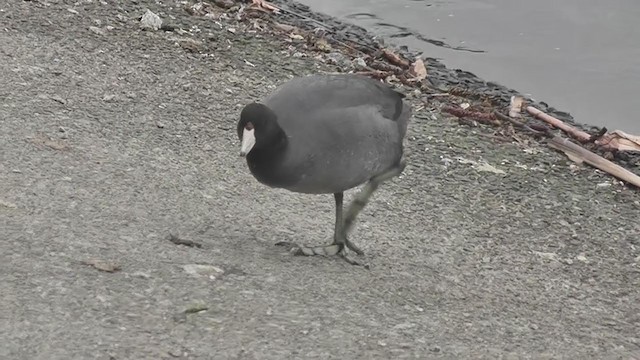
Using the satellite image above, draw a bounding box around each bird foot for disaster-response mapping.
[343,237,364,256]
[274,241,366,267]
[337,246,364,266]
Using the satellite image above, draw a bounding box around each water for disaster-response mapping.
[298,0,640,132]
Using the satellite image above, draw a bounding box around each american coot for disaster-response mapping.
[237,73,411,265]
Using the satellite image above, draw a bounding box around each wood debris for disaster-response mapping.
[526,106,592,143]
[381,48,410,68]
[442,105,501,126]
[408,58,427,81]
[168,233,203,248]
[369,60,403,74]
[184,304,209,314]
[82,259,121,273]
[526,105,640,153]
[355,70,393,80]
[509,96,524,118]
[248,0,280,14]
[548,136,640,188]
[595,130,640,153]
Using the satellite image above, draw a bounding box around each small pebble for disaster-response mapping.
[131,271,151,279]
[89,26,106,36]
[353,57,367,70]
[140,9,162,31]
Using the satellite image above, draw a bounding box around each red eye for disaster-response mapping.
[245,122,254,131]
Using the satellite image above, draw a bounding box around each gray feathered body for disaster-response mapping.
[249,74,411,194]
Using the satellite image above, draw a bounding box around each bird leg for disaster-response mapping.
[279,193,362,265]
[343,161,406,235]
[277,160,405,266]
[332,192,362,264]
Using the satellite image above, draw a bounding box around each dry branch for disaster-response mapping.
[381,48,410,68]
[526,106,591,143]
[548,136,640,188]
[493,111,548,137]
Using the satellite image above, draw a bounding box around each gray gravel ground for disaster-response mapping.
[1,1,639,359]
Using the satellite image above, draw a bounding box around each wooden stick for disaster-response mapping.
[548,136,640,188]
[493,111,549,137]
[381,48,410,68]
[526,106,592,143]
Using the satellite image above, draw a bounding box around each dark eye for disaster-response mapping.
[245,122,254,131]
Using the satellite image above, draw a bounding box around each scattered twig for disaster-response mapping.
[184,304,209,314]
[524,106,636,153]
[381,48,410,68]
[168,233,203,248]
[587,127,608,143]
[355,70,393,80]
[529,123,552,133]
[447,87,499,104]
[369,59,403,74]
[526,106,591,143]
[493,111,549,137]
[442,105,501,126]
[548,136,640,188]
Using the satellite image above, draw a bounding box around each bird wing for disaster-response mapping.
[264,74,408,124]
